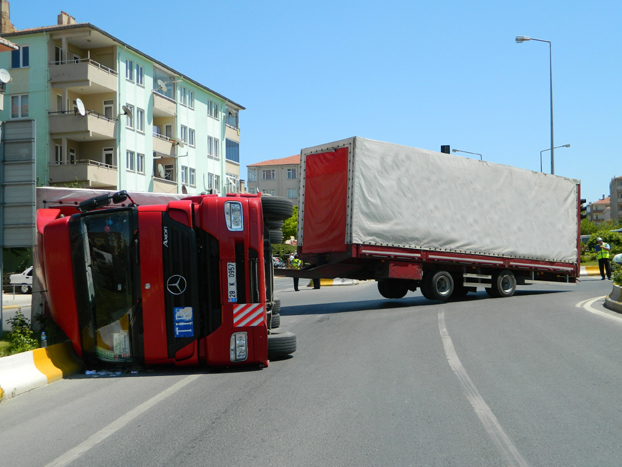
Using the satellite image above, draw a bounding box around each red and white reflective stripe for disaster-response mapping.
[233,303,265,327]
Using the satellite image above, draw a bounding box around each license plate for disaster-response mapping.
[227,262,237,302]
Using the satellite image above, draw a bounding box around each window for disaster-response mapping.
[180,125,187,143]
[136,108,145,133]
[248,169,257,182]
[136,64,144,86]
[73,54,80,64]
[69,148,76,165]
[55,145,62,165]
[179,87,187,106]
[208,173,221,192]
[103,100,114,120]
[262,170,275,180]
[207,100,212,117]
[263,189,276,196]
[214,103,219,119]
[126,150,135,171]
[214,138,220,159]
[11,94,28,118]
[164,164,174,181]
[126,59,134,81]
[189,168,196,187]
[11,46,29,68]
[181,165,188,184]
[287,188,297,199]
[125,104,134,129]
[207,136,213,158]
[103,148,114,167]
[57,95,63,112]
[287,168,297,179]
[226,173,239,193]
[215,174,220,191]
[226,139,239,163]
[225,108,239,129]
[54,46,63,65]
[137,153,145,174]
[164,124,172,138]
[188,90,194,109]
[189,129,195,147]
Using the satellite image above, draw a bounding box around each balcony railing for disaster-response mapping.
[49,109,115,122]
[49,158,118,188]
[49,58,117,76]
[49,109,116,141]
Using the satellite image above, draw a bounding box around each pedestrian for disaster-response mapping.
[291,254,302,291]
[595,237,612,280]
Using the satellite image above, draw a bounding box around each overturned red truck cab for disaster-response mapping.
[36,188,295,368]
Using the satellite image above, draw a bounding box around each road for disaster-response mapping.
[0,277,620,466]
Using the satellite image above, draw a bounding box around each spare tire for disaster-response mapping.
[268,330,296,359]
[262,196,293,221]
[269,229,283,245]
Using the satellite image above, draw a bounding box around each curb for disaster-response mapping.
[605,284,622,314]
[0,341,83,401]
[581,266,600,276]
[307,278,359,287]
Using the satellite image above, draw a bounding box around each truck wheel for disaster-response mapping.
[262,196,293,221]
[423,271,453,302]
[273,297,281,314]
[271,313,281,329]
[377,280,408,299]
[269,229,283,245]
[486,270,516,298]
[268,330,296,359]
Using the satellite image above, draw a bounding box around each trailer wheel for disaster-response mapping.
[268,330,296,359]
[269,229,284,245]
[422,271,454,302]
[486,270,516,298]
[378,279,408,299]
[262,196,294,221]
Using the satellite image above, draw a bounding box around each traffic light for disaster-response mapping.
[580,198,587,220]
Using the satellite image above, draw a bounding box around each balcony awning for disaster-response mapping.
[153,150,174,160]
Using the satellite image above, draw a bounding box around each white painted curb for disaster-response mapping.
[0,351,48,400]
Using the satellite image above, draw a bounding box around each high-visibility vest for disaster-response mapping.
[291,258,302,269]
[597,243,610,259]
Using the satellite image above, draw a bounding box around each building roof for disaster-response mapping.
[593,196,610,205]
[4,22,244,110]
[248,155,300,167]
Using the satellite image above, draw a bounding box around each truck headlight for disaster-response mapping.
[224,201,244,231]
[230,332,248,362]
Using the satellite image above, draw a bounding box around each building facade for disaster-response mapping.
[247,155,300,203]
[610,176,622,222]
[1,9,243,195]
[586,196,610,226]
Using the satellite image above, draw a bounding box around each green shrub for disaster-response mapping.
[5,311,38,354]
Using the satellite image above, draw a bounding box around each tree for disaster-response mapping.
[580,218,598,235]
[282,205,298,241]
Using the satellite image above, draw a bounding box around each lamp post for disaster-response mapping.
[540,144,570,173]
[452,149,483,160]
[516,35,556,174]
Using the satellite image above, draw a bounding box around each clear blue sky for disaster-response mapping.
[11,0,621,204]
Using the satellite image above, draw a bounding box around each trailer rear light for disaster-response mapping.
[230,332,248,362]
[224,201,244,231]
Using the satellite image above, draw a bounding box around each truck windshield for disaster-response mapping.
[75,210,136,362]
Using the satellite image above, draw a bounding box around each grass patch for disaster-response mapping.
[0,335,11,357]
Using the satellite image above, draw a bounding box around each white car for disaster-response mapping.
[9,266,33,294]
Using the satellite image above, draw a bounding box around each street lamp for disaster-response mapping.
[516,35,556,174]
[540,144,570,173]
[452,149,483,160]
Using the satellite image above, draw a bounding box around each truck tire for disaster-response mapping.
[273,297,281,314]
[268,330,296,359]
[269,229,283,245]
[262,196,293,221]
[486,270,516,298]
[266,220,283,230]
[378,279,408,299]
[422,271,453,302]
[271,313,281,329]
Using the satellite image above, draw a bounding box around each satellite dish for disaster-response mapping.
[157,79,167,92]
[76,98,86,116]
[0,68,11,84]
[121,105,133,118]
[157,164,165,178]
[173,137,185,149]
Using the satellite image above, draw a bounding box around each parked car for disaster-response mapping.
[273,257,286,269]
[9,266,33,294]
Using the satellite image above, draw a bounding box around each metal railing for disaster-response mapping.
[48,109,116,123]
[51,159,117,170]
[49,57,117,76]
[153,131,174,143]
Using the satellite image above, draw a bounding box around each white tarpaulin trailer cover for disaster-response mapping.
[300,137,580,264]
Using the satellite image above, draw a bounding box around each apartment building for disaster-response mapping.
[0,8,243,195]
[610,176,622,222]
[247,155,300,203]
[586,196,610,226]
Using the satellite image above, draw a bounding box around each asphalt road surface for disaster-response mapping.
[0,276,620,467]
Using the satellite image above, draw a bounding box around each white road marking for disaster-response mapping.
[576,296,622,323]
[438,311,530,467]
[45,375,201,467]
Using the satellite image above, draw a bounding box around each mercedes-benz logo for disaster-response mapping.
[166,275,187,295]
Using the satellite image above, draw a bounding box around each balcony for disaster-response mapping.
[49,160,118,189]
[49,110,116,141]
[153,176,178,194]
[49,59,118,94]
[153,132,175,158]
[153,90,176,117]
